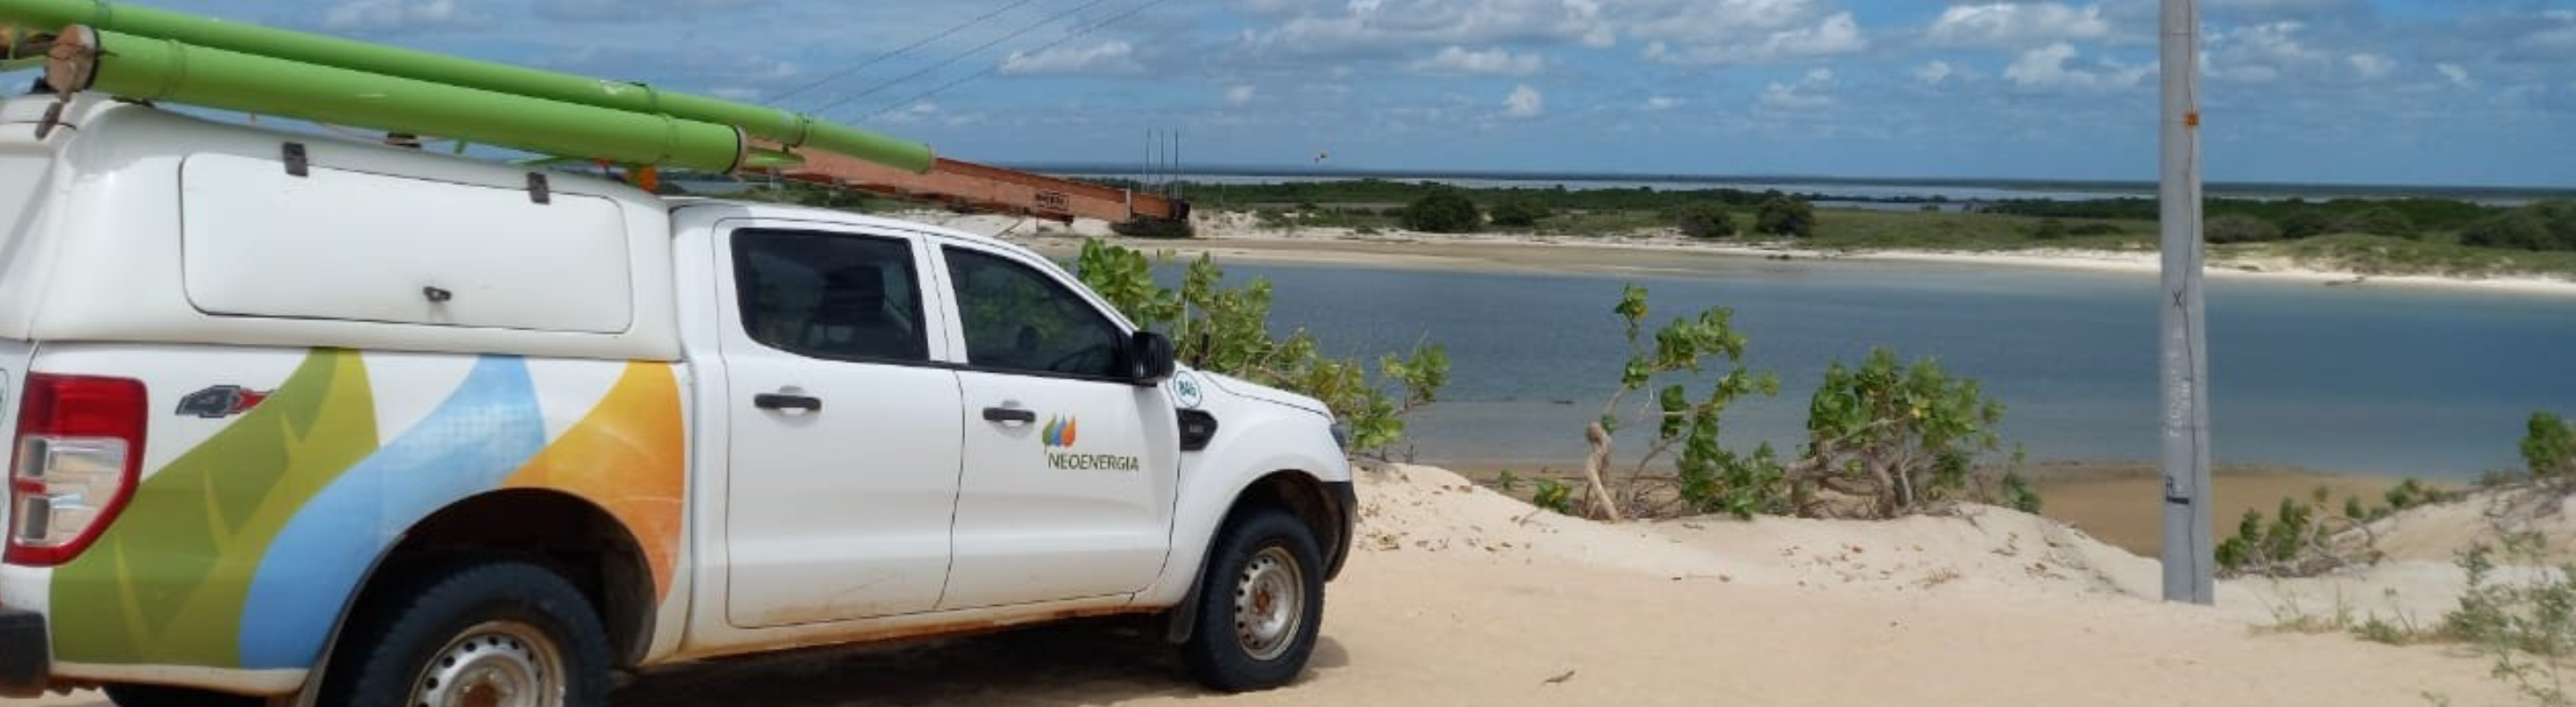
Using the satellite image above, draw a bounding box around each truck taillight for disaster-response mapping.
[5,374,147,566]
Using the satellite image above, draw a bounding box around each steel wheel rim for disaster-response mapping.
[409,620,565,707]
[1232,545,1306,661]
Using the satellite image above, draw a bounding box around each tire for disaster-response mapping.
[317,558,611,707]
[1181,507,1326,692]
[103,684,267,707]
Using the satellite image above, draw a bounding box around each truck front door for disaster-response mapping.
[716,226,964,626]
[933,243,1180,609]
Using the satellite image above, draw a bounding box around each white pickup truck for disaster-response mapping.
[0,90,1356,706]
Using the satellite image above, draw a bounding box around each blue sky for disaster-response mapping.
[27,0,2576,186]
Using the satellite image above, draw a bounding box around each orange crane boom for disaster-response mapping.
[767,146,1189,226]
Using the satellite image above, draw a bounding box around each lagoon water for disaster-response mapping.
[1213,259,2576,479]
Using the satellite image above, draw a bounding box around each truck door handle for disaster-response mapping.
[982,406,1038,424]
[755,393,823,412]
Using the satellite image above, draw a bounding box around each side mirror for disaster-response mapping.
[1129,331,1176,386]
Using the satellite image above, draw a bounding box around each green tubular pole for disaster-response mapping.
[80,28,749,172]
[0,0,932,173]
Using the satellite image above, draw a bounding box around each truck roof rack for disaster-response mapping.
[0,0,1185,227]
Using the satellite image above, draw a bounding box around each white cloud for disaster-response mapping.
[1239,0,1861,67]
[1639,10,1866,65]
[2004,42,2150,92]
[878,102,940,125]
[1913,60,1955,85]
[1225,85,1258,106]
[1409,46,1546,75]
[1239,0,1612,57]
[1758,67,1835,110]
[1924,3,2112,49]
[1000,41,1142,76]
[1643,96,1683,111]
[323,0,477,32]
[2205,21,2324,83]
[1504,84,1545,118]
[2344,53,2394,81]
[2436,63,2470,86]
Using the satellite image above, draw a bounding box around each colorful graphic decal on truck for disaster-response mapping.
[47,350,684,671]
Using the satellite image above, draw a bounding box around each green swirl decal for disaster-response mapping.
[51,350,378,666]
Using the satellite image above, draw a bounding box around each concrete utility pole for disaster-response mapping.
[2158,0,2215,604]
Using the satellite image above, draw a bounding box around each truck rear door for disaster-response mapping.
[712,223,966,626]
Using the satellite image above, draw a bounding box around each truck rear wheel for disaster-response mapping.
[1180,507,1326,692]
[318,558,610,707]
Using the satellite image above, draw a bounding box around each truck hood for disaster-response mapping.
[1194,370,1332,419]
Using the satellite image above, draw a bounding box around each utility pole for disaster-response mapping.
[2158,0,2215,604]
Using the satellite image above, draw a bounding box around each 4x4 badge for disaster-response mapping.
[177,385,271,419]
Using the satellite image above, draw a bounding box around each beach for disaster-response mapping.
[23,462,2561,707]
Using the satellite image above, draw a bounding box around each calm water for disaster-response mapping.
[1204,260,2576,479]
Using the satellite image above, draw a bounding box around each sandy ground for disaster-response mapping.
[21,464,2566,707]
[899,210,2576,299]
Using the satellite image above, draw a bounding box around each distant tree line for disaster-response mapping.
[1987,196,2576,251]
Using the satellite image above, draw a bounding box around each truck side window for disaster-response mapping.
[944,247,1125,379]
[733,229,929,363]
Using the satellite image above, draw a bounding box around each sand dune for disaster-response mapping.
[21,464,2557,706]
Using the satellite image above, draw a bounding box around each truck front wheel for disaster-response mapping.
[1180,507,1326,692]
[319,558,611,707]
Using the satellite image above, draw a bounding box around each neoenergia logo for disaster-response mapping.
[1043,416,1080,448]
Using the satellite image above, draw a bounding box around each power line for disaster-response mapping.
[808,0,1124,117]
[768,0,1045,107]
[862,0,1178,121]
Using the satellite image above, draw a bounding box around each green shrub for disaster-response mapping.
[2207,214,2284,243]
[2525,412,2576,481]
[1400,189,1483,233]
[1072,240,1447,456]
[2067,223,2126,236]
[2030,218,2071,240]
[1577,285,1783,520]
[2335,206,2419,239]
[2445,537,2574,706]
[1797,348,2031,517]
[2216,485,2402,576]
[1531,478,1577,515]
[2280,210,2334,240]
[1755,196,1816,238]
[1489,196,1552,228]
[1674,203,1734,239]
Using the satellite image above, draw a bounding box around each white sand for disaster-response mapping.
[29,463,2553,706]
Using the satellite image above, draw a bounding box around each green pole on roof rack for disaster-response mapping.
[0,0,933,174]
[56,27,751,172]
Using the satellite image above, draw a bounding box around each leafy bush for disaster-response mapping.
[1072,240,1448,456]
[1531,478,1577,515]
[2216,486,2385,577]
[1577,285,1783,520]
[1400,189,1483,233]
[2526,412,2576,483]
[1796,348,2034,517]
[1674,202,1735,239]
[2029,218,2071,240]
[1489,196,1552,228]
[2463,202,2576,252]
[2280,210,2334,240]
[2445,536,2574,706]
[2335,206,2419,239]
[2207,214,2284,243]
[1109,217,1195,239]
[1754,196,1816,238]
[2067,222,2126,236]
